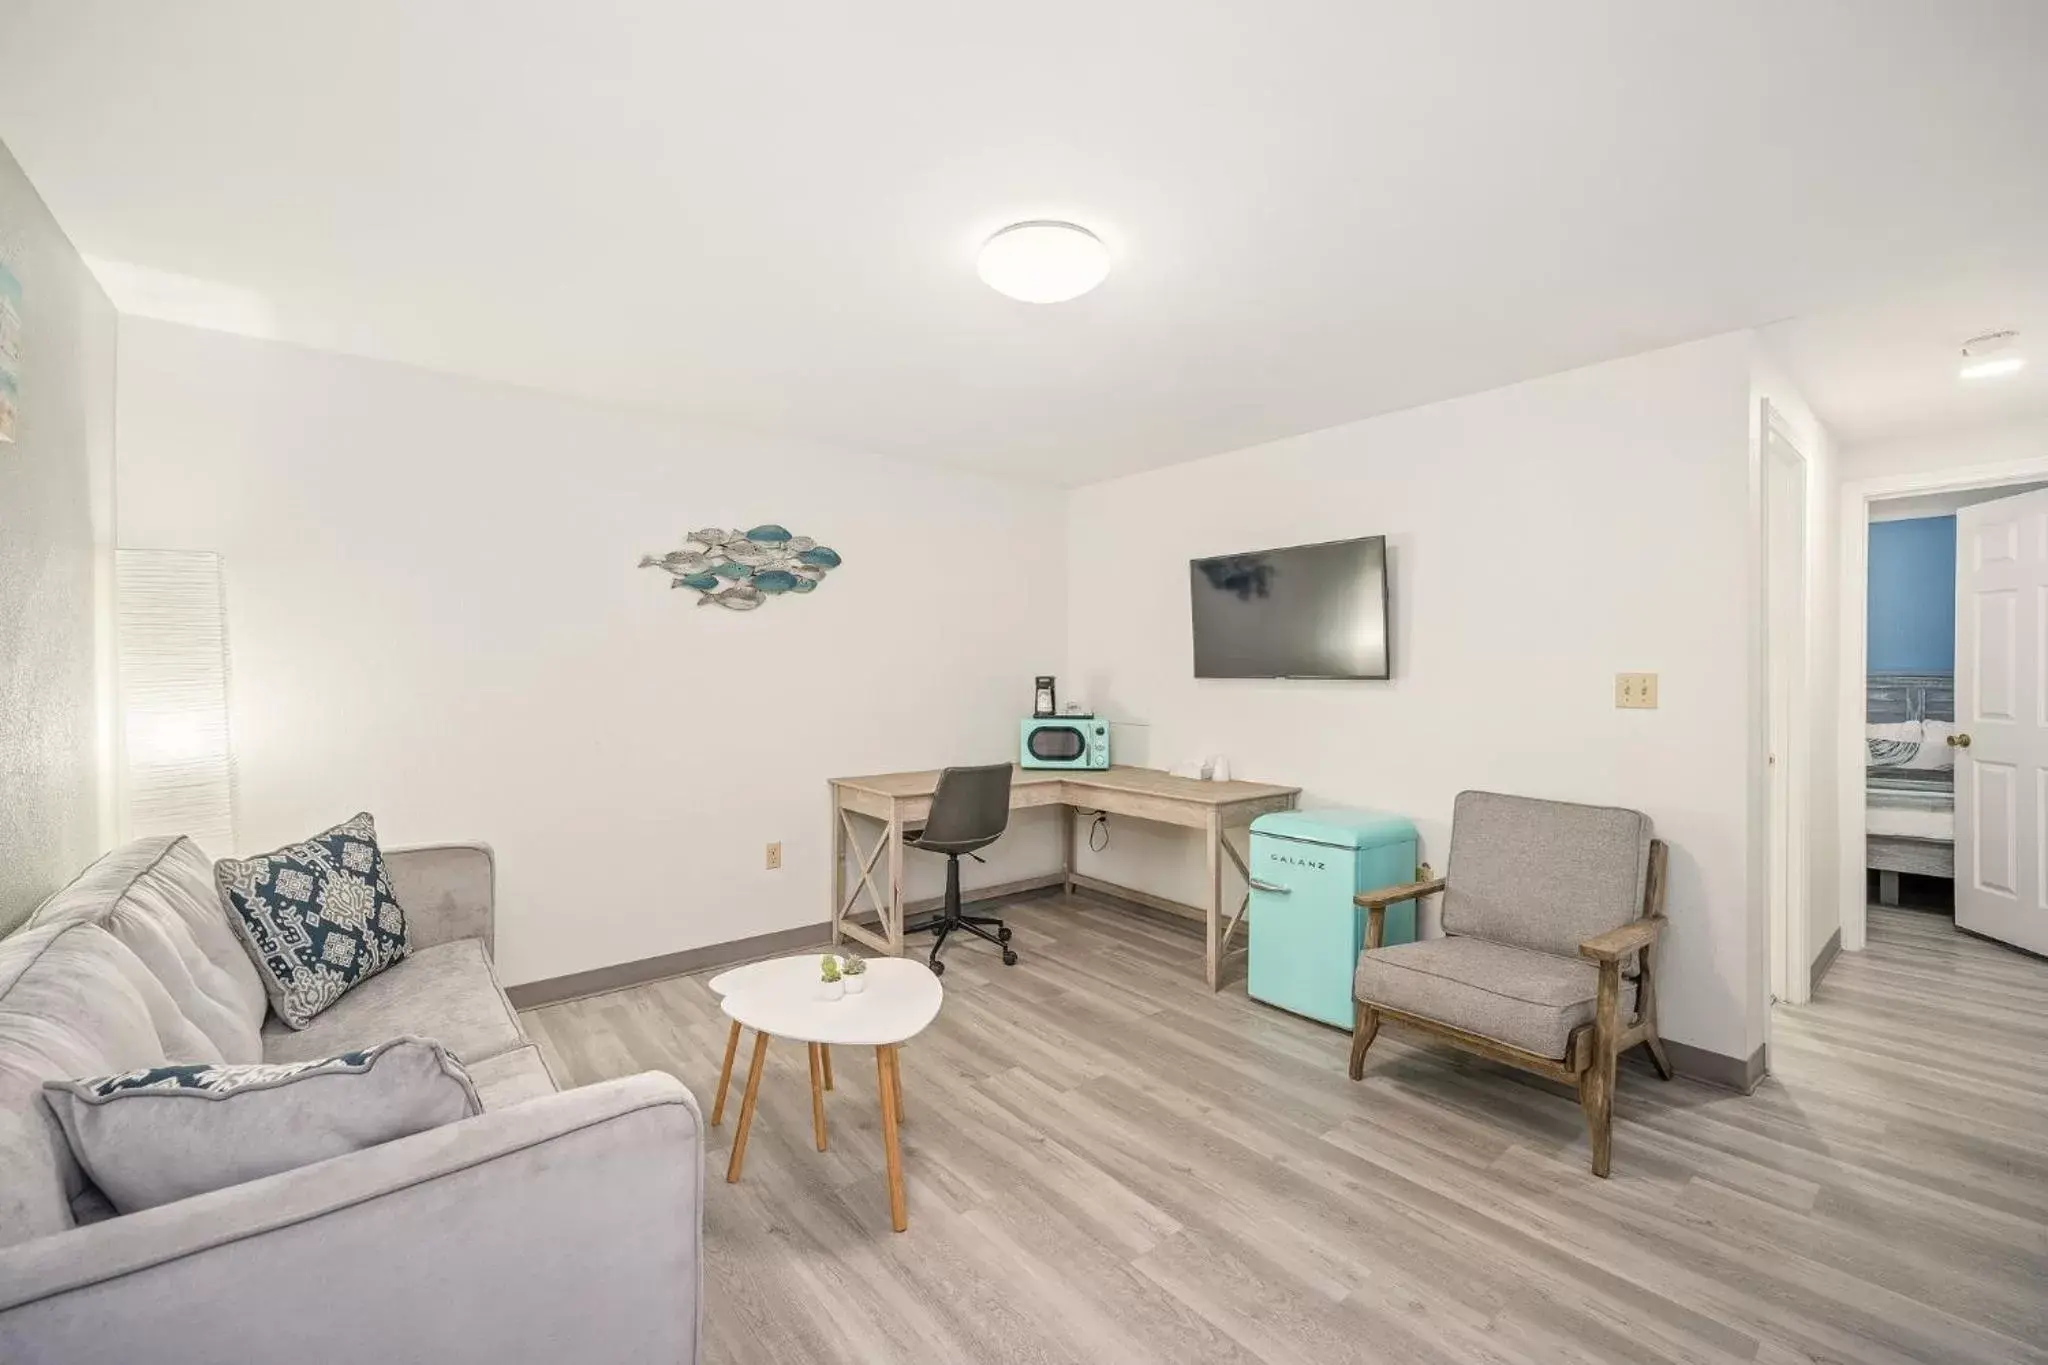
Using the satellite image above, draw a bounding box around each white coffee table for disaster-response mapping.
[712,954,942,1232]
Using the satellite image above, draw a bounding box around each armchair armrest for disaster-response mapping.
[1357,878,1445,950]
[1354,878,1446,912]
[386,841,496,952]
[0,1073,701,1365]
[1579,915,1666,964]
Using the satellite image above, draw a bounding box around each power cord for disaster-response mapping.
[1087,811,1109,852]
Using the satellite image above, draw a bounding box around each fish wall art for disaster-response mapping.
[639,525,843,611]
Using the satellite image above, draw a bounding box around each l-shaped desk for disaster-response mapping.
[828,765,1300,990]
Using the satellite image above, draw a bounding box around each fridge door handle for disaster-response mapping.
[1249,878,1290,894]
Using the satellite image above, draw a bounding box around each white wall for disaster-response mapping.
[1869,482,2048,522]
[114,319,1067,986]
[0,139,117,935]
[1840,414,2048,484]
[1067,334,1768,1061]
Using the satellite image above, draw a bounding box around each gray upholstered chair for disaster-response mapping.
[1347,791,1670,1177]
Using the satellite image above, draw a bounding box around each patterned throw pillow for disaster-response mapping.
[215,812,410,1029]
[43,1036,479,1214]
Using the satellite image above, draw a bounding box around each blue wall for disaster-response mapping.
[1867,516,1956,672]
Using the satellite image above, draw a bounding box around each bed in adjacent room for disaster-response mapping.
[1865,672,1956,904]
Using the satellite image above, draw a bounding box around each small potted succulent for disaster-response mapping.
[839,953,867,994]
[818,953,844,1001]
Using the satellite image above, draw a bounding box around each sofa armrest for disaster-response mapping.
[1579,915,1665,964]
[0,1073,702,1365]
[386,841,496,953]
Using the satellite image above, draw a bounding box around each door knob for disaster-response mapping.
[1947,733,1973,749]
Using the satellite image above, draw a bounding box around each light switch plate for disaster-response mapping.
[1615,673,1659,709]
[765,841,782,870]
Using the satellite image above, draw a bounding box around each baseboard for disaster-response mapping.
[506,921,835,1009]
[1809,927,1843,994]
[1654,1038,1768,1094]
[505,880,1062,1010]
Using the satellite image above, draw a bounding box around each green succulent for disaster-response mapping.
[819,954,842,983]
[839,954,867,976]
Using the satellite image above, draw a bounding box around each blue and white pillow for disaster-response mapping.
[215,812,410,1029]
[44,1036,478,1214]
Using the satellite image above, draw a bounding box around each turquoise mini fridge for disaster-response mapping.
[1246,809,1419,1028]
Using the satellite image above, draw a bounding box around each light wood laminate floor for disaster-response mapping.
[520,900,2048,1365]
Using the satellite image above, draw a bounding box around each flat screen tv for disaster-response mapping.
[1189,535,1389,680]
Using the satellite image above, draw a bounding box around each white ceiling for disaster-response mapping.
[1762,264,2048,450]
[2,1,2045,485]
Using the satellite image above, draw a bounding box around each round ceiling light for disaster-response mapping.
[977,221,1110,303]
[1960,329,2025,381]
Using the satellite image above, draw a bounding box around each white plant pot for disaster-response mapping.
[818,979,844,1001]
[842,974,867,995]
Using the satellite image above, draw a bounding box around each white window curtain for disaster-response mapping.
[116,549,236,853]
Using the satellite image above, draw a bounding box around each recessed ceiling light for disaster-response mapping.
[1959,329,2025,381]
[977,221,1110,303]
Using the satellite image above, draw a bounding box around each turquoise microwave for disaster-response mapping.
[1020,717,1110,769]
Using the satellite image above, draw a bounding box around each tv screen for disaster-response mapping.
[1189,535,1390,680]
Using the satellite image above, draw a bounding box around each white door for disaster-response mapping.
[1955,489,2048,955]
[1765,429,1807,1000]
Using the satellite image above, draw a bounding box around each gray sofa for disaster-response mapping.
[0,836,703,1363]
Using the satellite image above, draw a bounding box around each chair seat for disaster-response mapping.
[1353,936,1635,1061]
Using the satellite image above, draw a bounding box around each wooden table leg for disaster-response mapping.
[1204,808,1223,991]
[821,1043,834,1091]
[808,1043,829,1151]
[711,1019,742,1126]
[876,1045,907,1232]
[726,1032,771,1183]
[891,1045,905,1123]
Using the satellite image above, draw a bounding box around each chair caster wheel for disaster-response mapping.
[997,927,1013,943]
[1001,950,1018,966]
[930,959,946,976]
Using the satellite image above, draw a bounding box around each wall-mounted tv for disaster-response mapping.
[1189,534,1390,680]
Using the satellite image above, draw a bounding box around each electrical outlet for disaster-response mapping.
[765,841,782,870]
[1615,673,1659,709]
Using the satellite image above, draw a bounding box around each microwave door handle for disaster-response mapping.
[1249,878,1289,894]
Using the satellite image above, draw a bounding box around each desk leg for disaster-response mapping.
[1061,806,1076,896]
[830,796,847,945]
[887,799,905,956]
[1204,808,1223,991]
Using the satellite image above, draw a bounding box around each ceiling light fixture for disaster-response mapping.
[977,221,1110,303]
[1959,330,2025,381]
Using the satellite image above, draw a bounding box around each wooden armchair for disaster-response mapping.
[1346,791,1671,1177]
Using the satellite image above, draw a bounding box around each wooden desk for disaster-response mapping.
[828,765,1300,990]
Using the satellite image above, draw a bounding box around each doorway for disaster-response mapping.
[1837,459,2048,957]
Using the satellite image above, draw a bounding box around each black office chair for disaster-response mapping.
[902,763,1015,975]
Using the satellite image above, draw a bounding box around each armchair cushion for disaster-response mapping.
[1439,792,1652,963]
[1354,937,1635,1060]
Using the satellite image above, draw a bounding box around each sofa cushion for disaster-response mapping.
[29,837,267,1063]
[217,813,411,1030]
[43,1036,480,1214]
[261,939,524,1066]
[1353,936,1636,1060]
[1439,791,1652,962]
[0,924,206,1248]
[465,1043,558,1110]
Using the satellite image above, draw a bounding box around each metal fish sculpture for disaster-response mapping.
[640,522,843,609]
[696,584,763,610]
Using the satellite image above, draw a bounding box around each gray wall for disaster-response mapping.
[0,139,116,934]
